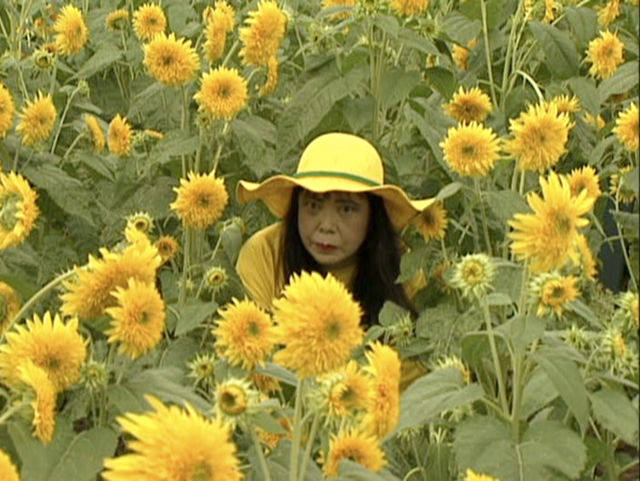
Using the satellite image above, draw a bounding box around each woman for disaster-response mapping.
[235,133,433,386]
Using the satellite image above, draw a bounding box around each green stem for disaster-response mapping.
[99,344,117,427]
[12,142,21,171]
[475,178,493,256]
[179,227,192,305]
[249,422,273,481]
[6,270,75,337]
[180,85,191,175]
[62,131,86,160]
[50,89,79,155]
[518,262,530,316]
[614,205,638,291]
[510,353,524,442]
[298,412,321,481]
[289,378,305,481]
[480,0,498,106]
[604,432,619,481]
[515,70,545,102]
[0,401,25,425]
[48,53,59,96]
[500,0,523,107]
[221,40,240,68]
[440,237,450,264]
[482,296,510,415]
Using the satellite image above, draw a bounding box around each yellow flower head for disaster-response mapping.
[187,352,216,386]
[587,30,624,79]
[440,122,501,177]
[258,55,279,97]
[105,278,166,360]
[567,165,601,201]
[0,282,21,334]
[453,38,478,70]
[214,378,259,428]
[435,355,471,384]
[452,253,496,299]
[144,33,200,87]
[17,360,56,443]
[194,67,249,120]
[444,86,493,124]
[361,342,401,439]
[255,416,292,451]
[53,4,89,55]
[170,171,229,230]
[414,201,448,241]
[0,311,87,391]
[126,211,154,235]
[549,94,581,115]
[0,449,19,481]
[573,233,597,280]
[509,171,595,273]
[133,3,167,41]
[214,298,274,370]
[154,235,179,264]
[272,272,364,378]
[543,0,559,23]
[0,83,15,137]
[530,272,580,318]
[324,429,387,477]
[250,371,282,394]
[17,91,57,146]
[240,1,287,67]
[584,112,606,130]
[613,102,638,151]
[107,9,129,31]
[465,469,503,481]
[203,1,235,64]
[61,232,161,320]
[322,0,357,20]
[315,360,372,420]
[597,0,621,26]
[0,171,39,251]
[102,396,243,481]
[108,114,133,157]
[505,102,572,172]
[390,0,431,16]
[85,114,105,153]
[609,165,637,204]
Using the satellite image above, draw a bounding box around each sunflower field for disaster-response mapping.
[0,0,638,479]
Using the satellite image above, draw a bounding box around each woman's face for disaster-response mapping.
[297,190,371,269]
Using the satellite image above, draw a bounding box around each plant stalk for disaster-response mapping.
[482,296,509,414]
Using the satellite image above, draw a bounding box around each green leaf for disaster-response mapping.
[378,301,409,327]
[255,362,297,387]
[398,245,430,283]
[406,104,452,163]
[424,67,457,99]
[486,292,514,306]
[590,389,639,445]
[379,68,422,110]
[563,7,597,49]
[567,76,599,114]
[331,460,402,481]
[529,22,580,79]
[497,315,545,354]
[249,410,289,435]
[567,299,602,328]
[598,61,639,102]
[441,12,482,46]
[484,190,530,223]
[459,0,506,29]
[146,131,199,167]
[373,14,399,38]
[10,420,118,481]
[71,44,122,79]
[397,28,439,55]
[159,336,200,371]
[397,367,484,433]
[436,182,462,200]
[220,222,243,264]
[453,416,587,481]
[171,300,217,336]
[611,211,639,240]
[532,349,590,436]
[521,367,559,419]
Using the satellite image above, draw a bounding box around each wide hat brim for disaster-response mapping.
[237,174,435,231]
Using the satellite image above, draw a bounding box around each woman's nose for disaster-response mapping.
[317,207,338,232]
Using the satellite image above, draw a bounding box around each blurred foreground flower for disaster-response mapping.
[170,171,229,229]
[0,449,19,481]
[466,469,504,481]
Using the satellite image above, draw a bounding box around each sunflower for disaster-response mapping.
[573,233,598,280]
[322,0,357,19]
[0,282,21,334]
[549,94,581,115]
[17,360,56,443]
[187,352,216,387]
[390,0,431,16]
[0,171,40,251]
[205,266,228,293]
[126,211,154,235]
[414,202,448,241]
[239,1,287,67]
[154,235,179,264]
[465,469,503,481]
[108,114,133,157]
[144,33,200,87]
[444,86,492,123]
[616,291,639,328]
[0,450,19,481]
[530,272,580,317]
[53,4,88,55]
[361,342,401,439]
[598,0,620,26]
[272,272,363,378]
[613,102,638,151]
[586,30,624,79]
[452,253,496,299]
[214,378,259,428]
[435,355,471,384]
[194,67,248,120]
[258,55,279,96]
[213,298,273,370]
[452,38,477,70]
[609,165,637,204]
[0,83,14,137]
[107,9,129,31]
[170,171,229,230]
[543,0,559,23]
[440,122,501,177]
[133,3,166,41]
[0,311,86,391]
[102,396,243,481]
[105,279,166,360]
[567,165,601,201]
[509,171,595,273]
[315,360,372,421]
[60,230,161,320]
[203,2,235,64]
[85,114,105,153]
[16,91,57,146]
[504,102,572,172]
[324,429,386,477]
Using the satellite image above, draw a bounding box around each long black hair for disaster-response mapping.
[283,187,418,327]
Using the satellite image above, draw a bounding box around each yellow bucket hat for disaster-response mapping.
[236,132,435,231]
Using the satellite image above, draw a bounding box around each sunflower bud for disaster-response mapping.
[187,352,216,388]
[81,360,109,392]
[451,254,495,300]
[205,266,227,292]
[214,378,259,428]
[125,211,154,235]
[387,314,414,347]
[33,48,55,70]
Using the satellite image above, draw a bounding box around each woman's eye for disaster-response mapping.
[339,204,357,214]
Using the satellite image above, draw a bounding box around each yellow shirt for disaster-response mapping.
[235,222,427,390]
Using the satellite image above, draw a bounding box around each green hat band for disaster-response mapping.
[292,170,381,187]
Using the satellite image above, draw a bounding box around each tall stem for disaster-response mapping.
[614,198,638,292]
[249,422,273,481]
[179,227,192,305]
[289,378,305,481]
[50,89,79,155]
[475,178,493,256]
[0,401,25,425]
[481,296,509,414]
[480,0,498,106]
[298,412,321,481]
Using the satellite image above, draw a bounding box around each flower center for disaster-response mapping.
[248,321,261,337]
[220,387,247,415]
[462,145,476,157]
[555,212,573,235]
[137,311,150,325]
[463,262,484,285]
[326,320,341,340]
[191,463,213,481]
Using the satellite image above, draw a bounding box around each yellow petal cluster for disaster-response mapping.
[108,114,133,157]
[85,114,105,153]
[107,9,129,31]
[240,1,287,67]
[587,30,624,79]
[53,4,89,55]
[194,67,248,120]
[440,122,501,177]
[0,449,19,481]
[324,429,386,477]
[444,87,492,123]
[16,91,57,146]
[0,171,39,251]
[144,33,200,87]
[154,235,179,264]
[170,171,229,229]
[0,282,21,334]
[613,102,638,151]
[414,202,448,241]
[18,360,57,443]
[133,3,167,41]
[390,0,431,16]
[0,83,14,137]
[203,1,235,64]
[567,165,601,202]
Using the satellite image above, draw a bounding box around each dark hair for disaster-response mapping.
[283,187,418,327]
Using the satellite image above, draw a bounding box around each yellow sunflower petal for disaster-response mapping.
[16,91,57,146]
[0,83,15,138]
[53,4,89,55]
[144,33,200,87]
[239,1,287,67]
[170,171,229,229]
[133,3,167,41]
[194,67,249,120]
[324,429,386,477]
[0,171,40,251]
[440,121,501,177]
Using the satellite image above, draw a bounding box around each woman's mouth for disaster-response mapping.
[315,243,337,253]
